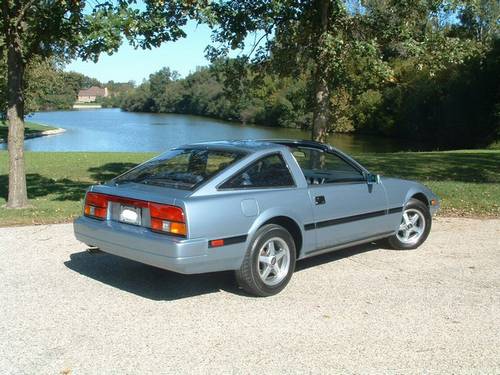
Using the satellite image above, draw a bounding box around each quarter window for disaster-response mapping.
[220,154,295,189]
[291,147,364,184]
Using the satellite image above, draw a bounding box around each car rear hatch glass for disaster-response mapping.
[112,147,247,191]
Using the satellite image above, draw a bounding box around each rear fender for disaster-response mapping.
[245,207,309,256]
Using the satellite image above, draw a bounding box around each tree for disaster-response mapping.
[64,71,102,94]
[149,67,180,111]
[24,59,84,111]
[454,0,500,41]
[206,0,391,141]
[0,0,203,208]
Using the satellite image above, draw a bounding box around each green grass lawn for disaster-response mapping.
[0,120,57,140]
[0,150,498,225]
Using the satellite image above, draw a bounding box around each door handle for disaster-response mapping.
[315,195,326,205]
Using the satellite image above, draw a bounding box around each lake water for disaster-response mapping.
[1,108,418,153]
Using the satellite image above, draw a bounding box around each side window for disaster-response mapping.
[220,153,295,189]
[291,147,364,184]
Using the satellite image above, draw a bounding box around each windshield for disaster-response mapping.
[113,148,247,190]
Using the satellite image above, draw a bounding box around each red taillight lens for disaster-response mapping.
[85,192,107,208]
[149,203,185,223]
[84,192,108,220]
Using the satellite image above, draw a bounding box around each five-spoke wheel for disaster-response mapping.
[396,208,426,245]
[387,198,431,250]
[236,224,296,296]
[257,237,291,286]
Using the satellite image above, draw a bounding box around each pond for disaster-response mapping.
[2,108,421,154]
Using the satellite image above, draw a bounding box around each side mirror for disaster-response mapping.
[366,173,381,185]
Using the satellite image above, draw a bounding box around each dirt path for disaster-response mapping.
[0,217,499,374]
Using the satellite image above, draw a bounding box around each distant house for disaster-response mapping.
[77,86,108,102]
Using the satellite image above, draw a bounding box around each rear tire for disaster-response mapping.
[235,224,296,297]
[387,198,431,250]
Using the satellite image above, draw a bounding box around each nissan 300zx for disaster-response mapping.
[74,139,440,296]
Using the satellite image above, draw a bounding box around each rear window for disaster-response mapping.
[113,148,246,190]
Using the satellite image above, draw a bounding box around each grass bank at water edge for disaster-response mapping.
[0,121,58,142]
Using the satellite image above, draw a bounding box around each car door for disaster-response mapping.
[291,147,390,252]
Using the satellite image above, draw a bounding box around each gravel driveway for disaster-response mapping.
[1,217,499,374]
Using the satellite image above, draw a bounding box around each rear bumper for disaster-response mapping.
[73,216,245,274]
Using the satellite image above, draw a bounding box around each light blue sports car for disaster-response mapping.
[74,139,440,296]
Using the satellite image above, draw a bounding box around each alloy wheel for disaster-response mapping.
[397,208,426,245]
[257,237,291,286]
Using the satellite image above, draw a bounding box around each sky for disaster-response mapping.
[65,22,214,84]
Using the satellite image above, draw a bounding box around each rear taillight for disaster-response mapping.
[84,192,108,220]
[149,203,186,236]
[83,192,187,237]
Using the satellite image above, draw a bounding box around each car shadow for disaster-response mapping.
[65,241,384,301]
[64,250,244,301]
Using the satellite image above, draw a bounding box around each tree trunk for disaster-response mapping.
[311,0,330,143]
[311,76,329,142]
[5,24,29,208]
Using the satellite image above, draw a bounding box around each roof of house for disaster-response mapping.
[78,86,106,97]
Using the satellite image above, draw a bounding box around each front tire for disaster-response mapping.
[235,224,296,297]
[387,198,432,250]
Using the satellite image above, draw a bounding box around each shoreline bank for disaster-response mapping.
[0,127,66,144]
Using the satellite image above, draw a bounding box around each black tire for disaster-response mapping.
[387,198,432,250]
[235,224,296,297]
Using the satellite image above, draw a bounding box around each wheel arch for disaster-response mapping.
[403,183,433,208]
[410,192,429,207]
[260,216,303,257]
[246,209,304,258]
